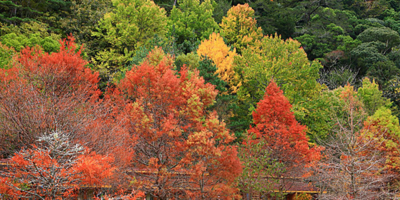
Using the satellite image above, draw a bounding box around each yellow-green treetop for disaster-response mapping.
[220,4,263,54]
[358,77,392,116]
[168,0,219,44]
[236,34,322,107]
[92,0,168,80]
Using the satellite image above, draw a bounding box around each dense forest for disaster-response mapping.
[1,0,400,199]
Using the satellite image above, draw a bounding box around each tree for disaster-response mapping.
[60,0,112,46]
[314,85,398,199]
[177,51,237,129]
[175,52,201,70]
[232,34,323,134]
[357,77,392,116]
[349,27,400,77]
[0,42,15,69]
[246,81,321,192]
[300,88,342,144]
[348,0,389,18]
[350,41,389,75]
[249,0,297,39]
[114,48,242,199]
[195,57,237,126]
[294,8,359,61]
[362,107,400,187]
[220,3,263,54]
[168,0,219,53]
[92,0,168,81]
[0,21,61,53]
[138,46,174,68]
[212,0,231,24]
[1,32,60,52]
[0,131,115,199]
[237,136,285,199]
[357,27,400,53]
[59,0,113,66]
[0,0,70,25]
[0,36,126,162]
[367,61,400,91]
[197,32,238,93]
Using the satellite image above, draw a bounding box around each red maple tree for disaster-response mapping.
[0,36,132,191]
[0,36,130,166]
[247,81,321,179]
[113,48,242,199]
[0,36,100,156]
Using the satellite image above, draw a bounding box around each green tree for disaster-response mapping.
[117,35,178,84]
[92,0,168,81]
[231,34,322,135]
[175,52,200,71]
[249,0,296,39]
[300,88,340,143]
[237,136,285,199]
[1,33,59,52]
[383,8,400,35]
[351,41,389,75]
[367,61,400,91]
[59,0,112,59]
[357,27,400,53]
[212,0,231,24]
[0,0,70,25]
[388,48,400,68]
[358,77,393,116]
[308,79,395,144]
[0,21,61,52]
[348,0,389,18]
[295,8,359,60]
[349,26,400,96]
[168,0,219,53]
[196,57,236,124]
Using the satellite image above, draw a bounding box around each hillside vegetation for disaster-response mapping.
[1,0,400,199]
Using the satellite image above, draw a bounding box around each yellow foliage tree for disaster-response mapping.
[219,4,263,54]
[197,32,239,93]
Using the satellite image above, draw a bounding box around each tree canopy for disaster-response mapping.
[2,0,400,198]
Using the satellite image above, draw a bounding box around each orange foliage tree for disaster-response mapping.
[0,36,99,157]
[246,81,321,186]
[0,36,129,164]
[114,48,242,199]
[0,131,115,199]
